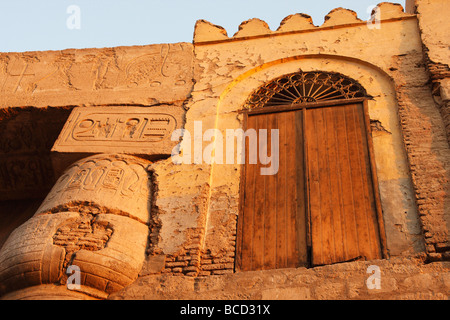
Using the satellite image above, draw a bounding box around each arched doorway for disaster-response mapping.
[236,71,387,271]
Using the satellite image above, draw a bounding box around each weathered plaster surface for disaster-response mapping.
[414,0,450,144]
[0,1,448,301]
[190,11,427,267]
[0,43,195,202]
[414,0,449,64]
[0,43,194,108]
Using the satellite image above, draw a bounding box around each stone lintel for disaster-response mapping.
[52,105,184,156]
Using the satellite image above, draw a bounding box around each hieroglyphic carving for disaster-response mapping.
[52,106,182,155]
[0,44,193,108]
[71,113,175,142]
[37,154,152,224]
[0,120,62,154]
[0,56,36,93]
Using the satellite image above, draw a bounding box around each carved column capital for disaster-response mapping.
[0,154,152,300]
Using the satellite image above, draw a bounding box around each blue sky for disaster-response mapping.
[0,0,406,52]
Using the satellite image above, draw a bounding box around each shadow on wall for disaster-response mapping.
[0,106,74,202]
[0,106,74,250]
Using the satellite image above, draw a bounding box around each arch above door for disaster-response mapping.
[244,71,367,109]
[201,55,421,266]
[236,70,386,270]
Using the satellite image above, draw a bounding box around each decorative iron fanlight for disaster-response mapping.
[244,71,367,109]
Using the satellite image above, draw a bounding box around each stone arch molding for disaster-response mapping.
[217,54,396,115]
[204,54,421,258]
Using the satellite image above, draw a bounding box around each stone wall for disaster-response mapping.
[109,256,449,300]
[0,43,194,108]
[0,43,194,201]
[0,1,449,300]
[406,0,450,260]
[189,3,431,276]
[414,0,450,144]
[411,0,449,82]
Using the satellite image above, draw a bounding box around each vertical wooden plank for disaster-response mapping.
[275,112,288,269]
[352,105,377,259]
[305,109,324,265]
[303,107,312,255]
[354,104,382,259]
[252,113,267,270]
[344,104,372,260]
[239,114,257,271]
[317,108,336,265]
[323,107,346,262]
[285,111,299,268]
[307,107,338,265]
[263,112,278,269]
[295,109,308,266]
[334,105,360,261]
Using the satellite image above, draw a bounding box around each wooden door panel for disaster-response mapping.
[237,102,383,271]
[353,105,383,260]
[236,110,308,271]
[305,104,382,266]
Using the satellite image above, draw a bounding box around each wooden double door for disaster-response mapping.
[236,101,386,271]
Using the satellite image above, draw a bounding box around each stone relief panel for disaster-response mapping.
[0,43,194,107]
[52,106,181,155]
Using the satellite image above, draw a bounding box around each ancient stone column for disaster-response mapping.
[0,154,152,300]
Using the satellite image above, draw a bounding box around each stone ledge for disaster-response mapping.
[108,256,450,300]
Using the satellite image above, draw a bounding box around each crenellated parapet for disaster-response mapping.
[194,2,415,44]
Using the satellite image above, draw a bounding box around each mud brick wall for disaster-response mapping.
[410,0,450,259]
[397,86,450,260]
[395,53,450,262]
[423,50,450,144]
[198,188,239,276]
[413,0,450,143]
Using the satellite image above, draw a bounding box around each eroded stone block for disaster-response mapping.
[233,18,272,38]
[194,20,229,43]
[37,154,152,224]
[0,212,149,299]
[321,8,362,27]
[52,105,184,161]
[0,43,194,108]
[277,14,316,32]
